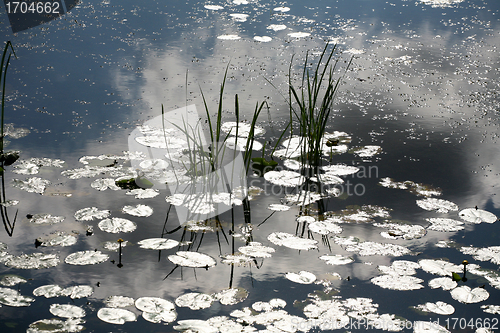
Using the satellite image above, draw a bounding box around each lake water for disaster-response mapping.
[1,0,500,332]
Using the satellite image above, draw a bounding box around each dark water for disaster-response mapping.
[1,0,500,332]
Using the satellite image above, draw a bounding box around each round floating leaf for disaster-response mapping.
[97,308,137,324]
[168,251,216,268]
[428,277,457,291]
[238,242,275,258]
[214,287,248,305]
[175,293,214,310]
[36,231,77,247]
[74,207,111,221]
[426,218,464,232]
[0,275,27,286]
[267,232,318,250]
[135,297,175,314]
[460,246,500,265]
[415,301,454,315]
[33,285,64,298]
[267,204,291,211]
[0,287,35,307]
[264,170,305,187]
[459,208,497,224]
[138,238,179,250]
[105,295,135,308]
[416,198,458,213]
[418,259,461,276]
[126,188,159,199]
[319,254,354,266]
[49,304,86,318]
[12,177,51,194]
[121,204,153,217]
[377,260,420,276]
[174,320,217,333]
[62,285,94,299]
[5,253,60,269]
[65,251,108,266]
[29,214,65,225]
[309,221,343,235]
[450,286,489,304]
[98,218,137,233]
[27,318,85,333]
[142,310,177,324]
[285,271,316,284]
[371,275,424,290]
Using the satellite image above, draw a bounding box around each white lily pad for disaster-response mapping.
[459,208,497,224]
[97,308,137,324]
[481,304,500,314]
[428,277,458,290]
[121,204,153,217]
[27,318,85,333]
[264,170,305,187]
[267,232,318,250]
[322,164,360,176]
[98,217,137,233]
[283,190,324,206]
[375,222,426,240]
[36,231,77,247]
[238,242,275,258]
[91,178,121,191]
[285,271,316,284]
[221,122,265,137]
[378,260,421,276]
[0,275,27,286]
[0,287,35,307]
[65,251,108,265]
[29,214,65,225]
[33,285,64,298]
[220,253,255,266]
[135,296,175,313]
[168,251,216,268]
[62,285,94,299]
[174,319,217,333]
[416,198,458,213]
[337,238,411,256]
[49,304,86,318]
[175,293,214,310]
[460,246,500,265]
[309,221,343,235]
[104,295,135,308]
[371,275,424,290]
[126,188,159,199]
[319,254,354,265]
[450,286,489,303]
[138,238,179,250]
[415,301,454,315]
[5,253,60,269]
[418,259,461,276]
[12,177,51,194]
[426,218,464,231]
[142,310,177,323]
[214,287,248,305]
[74,207,111,221]
[350,145,382,158]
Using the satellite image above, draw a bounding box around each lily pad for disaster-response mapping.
[175,293,214,310]
[135,296,176,313]
[0,275,27,286]
[125,188,160,199]
[458,208,497,224]
[450,286,489,304]
[98,217,137,233]
[415,301,455,315]
[74,207,111,221]
[121,204,153,217]
[460,246,500,265]
[104,295,135,308]
[26,318,85,333]
[308,221,343,235]
[238,242,275,258]
[371,275,424,290]
[428,277,458,290]
[138,238,179,250]
[0,287,35,307]
[97,308,137,324]
[267,232,318,250]
[263,170,305,187]
[29,214,65,225]
[49,304,86,318]
[5,253,60,269]
[36,231,77,247]
[285,271,316,284]
[64,251,109,265]
[319,254,354,265]
[416,198,459,213]
[214,287,248,305]
[418,259,461,276]
[168,251,217,268]
[426,218,464,232]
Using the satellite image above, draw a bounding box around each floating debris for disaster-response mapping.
[74,207,110,221]
[97,308,137,324]
[5,253,60,269]
[98,217,137,233]
[371,275,424,290]
[0,287,35,307]
[458,208,497,224]
[426,218,464,232]
[138,238,179,250]
[416,198,459,213]
[428,277,458,290]
[49,304,86,318]
[121,204,153,217]
[29,214,65,225]
[450,286,489,304]
[175,293,214,310]
[319,254,354,266]
[168,251,217,268]
[415,301,455,315]
[214,287,248,305]
[12,177,51,194]
[104,295,135,308]
[64,251,109,266]
[267,232,318,250]
[285,271,316,284]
